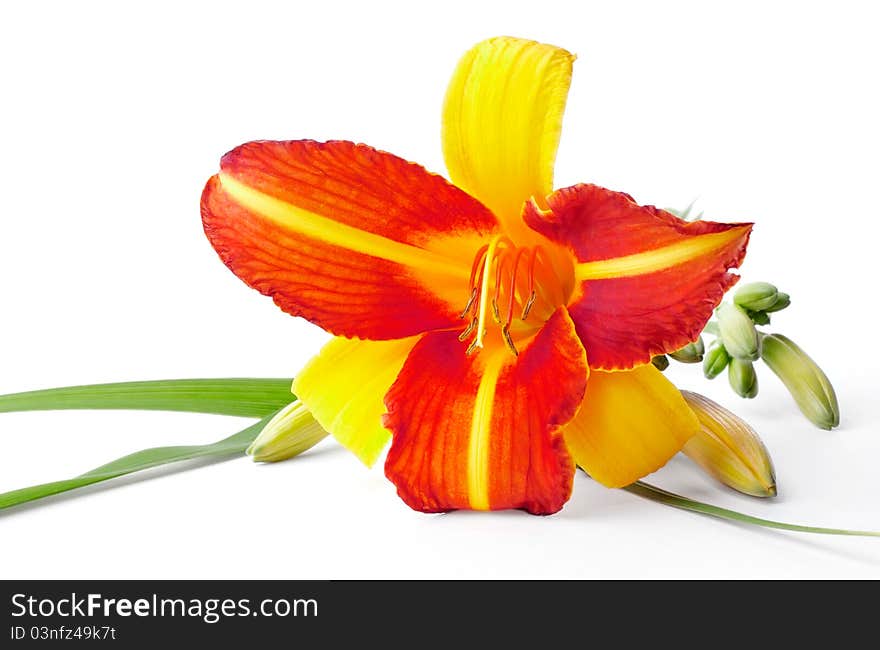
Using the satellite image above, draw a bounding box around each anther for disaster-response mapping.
[521,290,537,320]
[502,325,519,357]
[521,247,540,320]
[458,317,477,342]
[459,287,477,319]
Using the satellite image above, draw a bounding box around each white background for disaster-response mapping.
[1,0,879,579]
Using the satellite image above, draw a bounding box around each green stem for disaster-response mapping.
[0,378,293,418]
[0,414,272,511]
[625,481,880,537]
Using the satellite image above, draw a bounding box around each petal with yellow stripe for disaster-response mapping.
[523,184,752,370]
[564,364,699,488]
[294,335,419,466]
[442,37,574,235]
[384,308,587,514]
[202,140,499,340]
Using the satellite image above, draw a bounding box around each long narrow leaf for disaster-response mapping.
[625,481,880,537]
[0,378,293,418]
[0,414,272,511]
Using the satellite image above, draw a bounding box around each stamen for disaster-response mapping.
[502,325,519,357]
[505,248,526,328]
[460,237,554,358]
[458,287,477,319]
[521,248,539,320]
[533,245,563,304]
[520,246,557,320]
[459,244,489,318]
[468,244,489,289]
[491,249,509,323]
[521,291,537,320]
[464,255,489,322]
[458,317,477,342]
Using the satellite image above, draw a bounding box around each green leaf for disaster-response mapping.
[0,414,273,511]
[0,378,293,418]
[625,481,880,537]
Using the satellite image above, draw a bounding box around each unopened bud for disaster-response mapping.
[651,354,670,371]
[764,292,791,313]
[703,340,730,379]
[669,336,705,363]
[717,302,760,360]
[681,391,776,497]
[247,401,329,462]
[747,309,771,326]
[734,282,779,312]
[728,358,758,398]
[665,201,702,221]
[760,333,839,429]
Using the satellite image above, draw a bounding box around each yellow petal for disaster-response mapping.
[293,335,418,466]
[563,365,699,487]
[442,36,574,233]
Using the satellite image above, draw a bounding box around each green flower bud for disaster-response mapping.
[734,282,779,312]
[760,333,839,429]
[747,309,771,326]
[764,292,791,313]
[651,354,670,371]
[665,201,702,221]
[681,391,776,498]
[703,340,730,379]
[247,401,329,462]
[669,336,705,363]
[728,358,758,398]
[717,302,760,361]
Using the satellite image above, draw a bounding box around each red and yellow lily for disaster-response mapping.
[201,36,751,514]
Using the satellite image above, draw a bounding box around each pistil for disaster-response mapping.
[475,236,511,350]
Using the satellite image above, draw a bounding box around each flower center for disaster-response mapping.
[458,235,573,356]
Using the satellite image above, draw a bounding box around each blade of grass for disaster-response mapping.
[0,378,293,418]
[0,413,274,511]
[625,480,880,537]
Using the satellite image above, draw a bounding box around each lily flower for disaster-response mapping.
[201,36,752,514]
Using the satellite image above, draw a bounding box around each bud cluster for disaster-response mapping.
[659,281,838,430]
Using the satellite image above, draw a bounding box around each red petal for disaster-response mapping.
[383,308,587,514]
[202,140,498,339]
[524,184,751,370]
